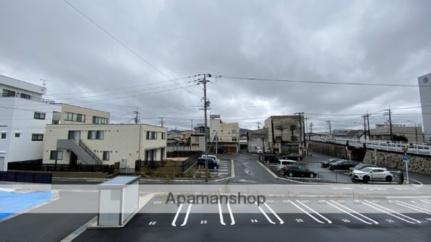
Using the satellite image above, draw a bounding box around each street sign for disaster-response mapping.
[402,153,410,162]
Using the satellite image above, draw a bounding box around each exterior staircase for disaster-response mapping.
[57,139,103,165]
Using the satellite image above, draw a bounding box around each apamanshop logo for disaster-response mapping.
[166,192,266,206]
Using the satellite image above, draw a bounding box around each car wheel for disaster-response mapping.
[309,173,315,178]
[363,176,370,184]
[385,176,393,182]
[288,172,293,177]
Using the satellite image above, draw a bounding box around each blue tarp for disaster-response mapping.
[0,191,51,220]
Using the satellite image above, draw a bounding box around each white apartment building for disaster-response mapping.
[418,73,431,143]
[0,74,60,171]
[43,124,167,170]
[209,114,239,153]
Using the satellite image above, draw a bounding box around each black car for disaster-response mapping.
[321,158,341,168]
[282,165,317,178]
[197,158,219,169]
[260,154,280,164]
[329,160,359,170]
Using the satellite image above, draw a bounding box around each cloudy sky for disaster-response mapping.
[1,0,430,131]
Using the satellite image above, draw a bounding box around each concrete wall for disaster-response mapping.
[363,149,431,175]
[309,141,366,161]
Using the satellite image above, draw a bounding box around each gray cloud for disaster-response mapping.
[0,0,430,130]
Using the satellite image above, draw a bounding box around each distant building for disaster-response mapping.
[0,74,60,171]
[52,103,110,125]
[332,129,364,139]
[370,123,424,143]
[264,115,305,159]
[43,124,167,172]
[418,73,431,143]
[209,114,239,154]
[247,129,268,153]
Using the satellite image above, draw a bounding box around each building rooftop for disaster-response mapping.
[0,74,45,95]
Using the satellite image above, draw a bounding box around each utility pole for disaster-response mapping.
[191,119,194,132]
[133,110,139,124]
[326,120,332,139]
[309,122,313,141]
[366,112,371,138]
[257,121,261,129]
[160,117,164,127]
[385,108,393,141]
[195,73,211,180]
[363,114,367,141]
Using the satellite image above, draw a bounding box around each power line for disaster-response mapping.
[218,75,420,87]
[63,0,172,79]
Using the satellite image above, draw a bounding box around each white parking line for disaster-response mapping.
[256,203,276,224]
[395,200,431,215]
[326,201,374,225]
[227,202,235,225]
[296,200,332,224]
[264,203,284,224]
[362,200,421,224]
[420,199,431,204]
[218,201,226,226]
[288,200,324,224]
[330,200,379,225]
[180,204,192,227]
[171,204,183,227]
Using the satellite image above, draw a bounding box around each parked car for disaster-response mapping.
[200,154,220,165]
[269,159,297,175]
[264,147,271,153]
[256,147,263,154]
[282,165,317,178]
[348,163,376,175]
[321,158,341,168]
[351,167,393,183]
[328,160,359,170]
[260,154,280,164]
[197,156,219,169]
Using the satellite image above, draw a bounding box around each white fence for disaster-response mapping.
[310,136,431,156]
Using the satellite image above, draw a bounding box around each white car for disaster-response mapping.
[256,147,263,154]
[352,167,393,183]
[270,159,297,174]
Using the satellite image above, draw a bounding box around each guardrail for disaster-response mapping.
[310,137,431,156]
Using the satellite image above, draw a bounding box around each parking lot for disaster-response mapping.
[75,194,431,242]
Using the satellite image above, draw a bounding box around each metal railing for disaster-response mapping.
[310,136,431,156]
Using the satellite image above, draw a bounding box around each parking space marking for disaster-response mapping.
[420,199,431,205]
[296,200,332,224]
[227,202,235,225]
[362,200,421,224]
[264,203,284,224]
[180,204,192,227]
[330,200,379,225]
[326,200,375,225]
[218,201,226,226]
[171,204,183,227]
[257,203,276,224]
[394,200,431,215]
[288,200,324,224]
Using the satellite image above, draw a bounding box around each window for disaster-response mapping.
[64,112,86,123]
[88,130,104,140]
[20,93,31,99]
[2,89,15,97]
[146,131,157,140]
[34,112,46,120]
[50,151,63,160]
[92,116,108,124]
[232,137,237,142]
[102,151,110,161]
[14,132,21,138]
[31,133,44,141]
[161,132,165,140]
[1,132,6,139]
